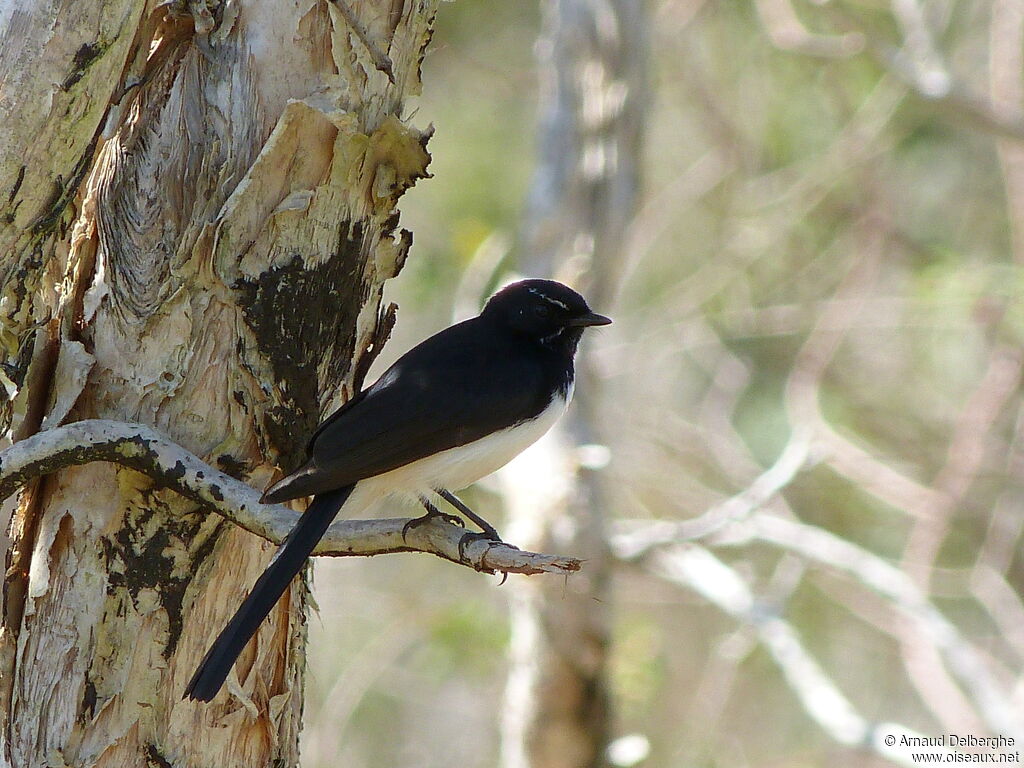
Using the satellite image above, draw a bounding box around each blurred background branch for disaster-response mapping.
[499,0,647,766]
[648,542,927,766]
[299,1,1024,765]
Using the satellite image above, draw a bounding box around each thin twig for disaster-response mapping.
[889,0,950,97]
[901,346,1023,586]
[611,433,812,558]
[754,0,864,58]
[648,543,928,767]
[0,420,580,576]
[816,0,1024,142]
[728,514,1024,739]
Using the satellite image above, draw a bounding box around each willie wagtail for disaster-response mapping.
[184,279,610,701]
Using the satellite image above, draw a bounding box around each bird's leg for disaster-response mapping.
[437,489,501,539]
[402,495,465,541]
[436,489,509,561]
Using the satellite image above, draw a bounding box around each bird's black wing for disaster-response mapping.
[262,318,553,503]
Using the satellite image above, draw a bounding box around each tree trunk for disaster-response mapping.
[501,1,646,767]
[0,1,437,765]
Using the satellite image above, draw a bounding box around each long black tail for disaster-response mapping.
[184,485,354,702]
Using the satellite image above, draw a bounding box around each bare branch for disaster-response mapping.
[872,44,1024,141]
[889,0,951,97]
[648,543,926,767]
[0,420,581,576]
[729,514,1024,739]
[612,433,813,558]
[754,0,864,58]
[819,0,1024,142]
[991,0,1024,257]
[901,345,1023,585]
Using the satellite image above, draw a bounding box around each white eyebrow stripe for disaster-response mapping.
[527,287,570,310]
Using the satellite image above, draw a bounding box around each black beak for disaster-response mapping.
[566,311,612,327]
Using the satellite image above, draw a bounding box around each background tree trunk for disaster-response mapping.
[501,1,647,766]
[0,1,437,765]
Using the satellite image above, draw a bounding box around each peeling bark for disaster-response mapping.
[1,1,440,765]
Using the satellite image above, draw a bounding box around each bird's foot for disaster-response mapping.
[457,529,505,562]
[403,498,466,541]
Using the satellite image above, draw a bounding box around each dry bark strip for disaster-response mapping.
[0,1,445,765]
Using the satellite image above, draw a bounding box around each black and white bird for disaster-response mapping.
[184,279,610,702]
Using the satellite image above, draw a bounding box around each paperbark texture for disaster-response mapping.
[0,1,437,765]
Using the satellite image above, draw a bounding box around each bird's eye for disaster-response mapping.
[533,304,552,319]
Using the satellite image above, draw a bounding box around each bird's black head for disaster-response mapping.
[482,279,611,354]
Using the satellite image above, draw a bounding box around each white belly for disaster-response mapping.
[347,387,571,513]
